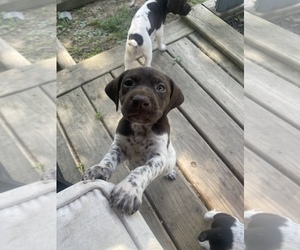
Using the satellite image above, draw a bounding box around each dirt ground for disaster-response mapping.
[0,4,56,63]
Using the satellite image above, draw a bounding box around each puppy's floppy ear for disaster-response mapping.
[164,78,184,115]
[105,72,125,111]
[198,228,225,242]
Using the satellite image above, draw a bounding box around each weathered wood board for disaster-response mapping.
[245,11,300,70]
[0,119,40,183]
[0,37,31,69]
[148,50,243,180]
[167,38,244,128]
[245,98,300,185]
[245,44,300,87]
[245,148,300,223]
[184,4,244,69]
[245,59,300,130]
[0,58,56,97]
[0,87,56,173]
[56,38,76,70]
[188,32,244,86]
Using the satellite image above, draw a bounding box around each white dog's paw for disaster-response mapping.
[158,43,167,52]
[109,180,143,215]
[82,164,113,182]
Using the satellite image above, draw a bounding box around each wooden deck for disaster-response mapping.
[57,4,243,249]
[244,11,300,223]
[0,51,56,184]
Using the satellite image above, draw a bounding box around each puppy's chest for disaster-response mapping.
[121,132,167,167]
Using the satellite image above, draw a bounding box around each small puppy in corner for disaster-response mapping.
[82,67,184,215]
[198,210,244,250]
[125,0,191,70]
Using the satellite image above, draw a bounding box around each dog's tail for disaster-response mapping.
[128,33,143,47]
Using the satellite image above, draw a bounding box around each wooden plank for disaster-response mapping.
[0,87,56,173]
[57,19,193,96]
[245,59,300,130]
[82,73,177,250]
[56,38,76,70]
[41,81,56,101]
[169,109,243,219]
[184,4,244,69]
[57,0,97,11]
[245,44,300,87]
[0,37,31,69]
[245,11,300,70]
[0,121,40,184]
[245,148,300,223]
[0,58,56,97]
[139,51,244,181]
[245,98,300,185]
[57,125,82,184]
[0,0,54,11]
[167,38,244,128]
[188,32,244,86]
[203,0,244,19]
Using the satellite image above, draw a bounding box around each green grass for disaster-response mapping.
[57,7,134,61]
[95,111,105,121]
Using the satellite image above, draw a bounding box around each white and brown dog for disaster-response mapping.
[198,210,244,250]
[82,67,184,215]
[124,0,191,70]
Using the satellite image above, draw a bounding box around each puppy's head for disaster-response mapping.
[167,0,191,16]
[105,67,184,125]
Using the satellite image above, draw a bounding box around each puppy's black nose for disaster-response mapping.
[131,95,151,108]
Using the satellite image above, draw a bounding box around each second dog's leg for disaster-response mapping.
[155,26,167,51]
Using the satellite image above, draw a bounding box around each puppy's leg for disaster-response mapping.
[155,25,167,52]
[164,141,177,180]
[82,135,125,181]
[110,152,167,214]
[124,43,138,71]
[142,35,152,67]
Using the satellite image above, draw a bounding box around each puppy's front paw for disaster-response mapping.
[158,43,167,52]
[109,180,143,215]
[82,165,113,182]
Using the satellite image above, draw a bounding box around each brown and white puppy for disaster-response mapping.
[125,0,191,70]
[82,67,184,215]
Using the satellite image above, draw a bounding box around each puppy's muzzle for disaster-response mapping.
[131,95,151,109]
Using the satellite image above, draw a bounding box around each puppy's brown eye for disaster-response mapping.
[156,83,166,92]
[123,79,134,88]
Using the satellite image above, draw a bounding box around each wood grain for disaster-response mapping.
[245,148,300,223]
[245,59,300,130]
[0,87,56,172]
[0,58,56,97]
[150,50,243,180]
[245,44,300,88]
[184,4,244,69]
[245,97,300,185]
[167,38,244,128]
[245,11,300,71]
[188,32,244,86]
